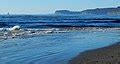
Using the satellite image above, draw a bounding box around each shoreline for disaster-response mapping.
[70,42,120,64]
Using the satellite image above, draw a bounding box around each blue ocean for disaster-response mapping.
[0,15,120,28]
[0,15,120,64]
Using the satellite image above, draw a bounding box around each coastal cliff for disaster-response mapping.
[81,6,120,15]
[55,6,120,16]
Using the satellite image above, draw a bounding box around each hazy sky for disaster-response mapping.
[0,0,120,14]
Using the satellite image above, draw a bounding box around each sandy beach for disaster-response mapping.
[70,42,120,64]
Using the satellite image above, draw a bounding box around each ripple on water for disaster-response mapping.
[0,31,120,64]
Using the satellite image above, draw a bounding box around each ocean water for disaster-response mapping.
[0,15,120,64]
[0,31,120,64]
[0,15,120,28]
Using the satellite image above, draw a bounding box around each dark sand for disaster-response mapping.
[70,42,120,64]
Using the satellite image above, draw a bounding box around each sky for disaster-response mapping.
[0,0,120,14]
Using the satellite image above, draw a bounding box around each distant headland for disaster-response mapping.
[54,6,120,15]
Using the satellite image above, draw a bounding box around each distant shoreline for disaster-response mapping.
[70,42,120,64]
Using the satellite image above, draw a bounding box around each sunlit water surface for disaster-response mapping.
[0,31,120,64]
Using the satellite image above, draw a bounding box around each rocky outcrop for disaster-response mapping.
[54,10,81,15]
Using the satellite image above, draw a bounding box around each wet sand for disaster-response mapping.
[70,42,120,64]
